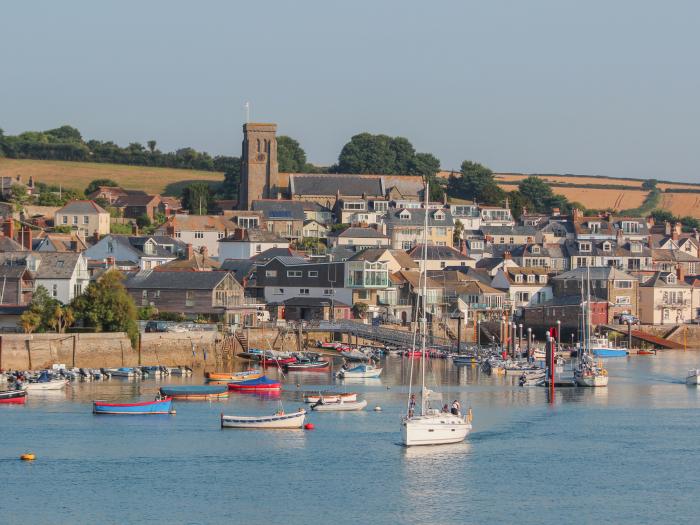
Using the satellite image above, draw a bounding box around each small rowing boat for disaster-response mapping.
[285,360,330,372]
[93,396,175,415]
[159,385,229,400]
[205,370,262,382]
[336,363,382,379]
[221,409,306,429]
[262,356,296,367]
[228,376,281,392]
[311,398,367,412]
[0,390,27,404]
[303,392,357,404]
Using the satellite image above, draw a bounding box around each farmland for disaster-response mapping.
[0,158,224,196]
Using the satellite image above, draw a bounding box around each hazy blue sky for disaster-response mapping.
[2,1,699,180]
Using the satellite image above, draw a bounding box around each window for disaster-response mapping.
[185,291,194,307]
[73,283,82,297]
[154,290,160,298]
[603,242,611,252]
[436,227,446,236]
[666,274,677,284]
[689,263,697,274]
[357,290,369,300]
[287,270,302,278]
[588,222,600,233]
[433,211,445,221]
[141,289,147,305]
[440,262,446,269]
[273,288,284,295]
[194,231,204,239]
[622,221,640,234]
[343,202,365,210]
[527,274,535,283]
[579,242,591,252]
[539,275,547,284]
[515,274,523,283]
[436,241,446,246]
[402,241,413,250]
[471,241,483,250]
[83,216,89,225]
[72,216,78,225]
[373,201,388,212]
[616,296,631,305]
[299,288,310,295]
[175,231,181,238]
[509,237,515,244]
[256,244,262,254]
[615,280,632,289]
[499,237,505,244]
[324,289,334,295]
[308,271,318,277]
[265,270,277,278]
[399,210,411,220]
[62,216,68,225]
[218,232,224,239]
[237,217,259,229]
[532,246,540,254]
[576,257,588,268]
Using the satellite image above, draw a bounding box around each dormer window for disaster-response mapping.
[666,273,677,284]
[588,222,601,233]
[515,274,523,283]
[579,242,592,253]
[532,245,540,254]
[622,221,640,234]
[603,242,611,252]
[433,211,445,221]
[399,210,411,220]
[527,274,535,283]
[539,275,547,284]
[631,242,642,253]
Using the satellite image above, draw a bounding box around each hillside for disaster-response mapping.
[0,158,224,196]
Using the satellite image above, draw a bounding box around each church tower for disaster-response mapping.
[239,123,278,210]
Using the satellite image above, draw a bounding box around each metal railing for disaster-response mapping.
[315,319,451,349]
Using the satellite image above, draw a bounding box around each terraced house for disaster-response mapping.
[383,208,454,250]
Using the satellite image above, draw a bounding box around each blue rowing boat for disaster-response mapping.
[93,396,174,415]
[159,385,229,400]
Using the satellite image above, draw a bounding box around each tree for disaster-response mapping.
[642,179,658,190]
[453,219,464,245]
[650,209,675,223]
[277,136,308,172]
[85,178,118,196]
[71,270,138,346]
[49,305,75,333]
[517,176,554,213]
[352,302,369,319]
[21,285,60,332]
[182,182,212,215]
[10,184,29,212]
[338,133,397,174]
[19,310,41,334]
[408,152,441,178]
[147,140,157,153]
[136,214,151,229]
[220,158,241,200]
[447,161,505,205]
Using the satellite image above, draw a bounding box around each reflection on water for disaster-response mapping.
[2,350,700,525]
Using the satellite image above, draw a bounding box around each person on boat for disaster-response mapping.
[442,404,449,413]
[451,400,461,416]
[408,394,416,418]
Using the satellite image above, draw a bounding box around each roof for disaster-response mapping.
[251,200,305,221]
[408,244,471,261]
[349,248,418,268]
[481,225,539,237]
[160,196,183,209]
[289,174,383,197]
[392,270,442,289]
[57,200,108,215]
[651,249,700,263]
[32,233,87,253]
[640,271,690,288]
[154,253,221,272]
[0,252,83,279]
[219,259,257,283]
[451,280,504,295]
[328,227,388,239]
[115,193,160,207]
[125,270,233,290]
[0,236,26,252]
[101,235,185,259]
[298,201,331,212]
[384,208,455,227]
[158,215,236,232]
[553,266,637,281]
[219,229,288,244]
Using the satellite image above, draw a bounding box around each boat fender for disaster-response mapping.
[20,453,36,461]
[304,423,314,430]
[374,406,382,411]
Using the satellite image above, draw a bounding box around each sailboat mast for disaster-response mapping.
[419,180,430,415]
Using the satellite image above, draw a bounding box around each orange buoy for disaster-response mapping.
[304,423,314,430]
[20,453,36,461]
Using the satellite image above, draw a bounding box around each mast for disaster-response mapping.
[419,180,430,415]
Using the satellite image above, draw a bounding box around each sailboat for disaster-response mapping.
[574,266,609,387]
[401,181,473,446]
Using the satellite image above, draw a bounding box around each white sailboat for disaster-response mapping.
[574,267,609,387]
[401,181,472,446]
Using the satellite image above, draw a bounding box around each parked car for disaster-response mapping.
[145,321,169,333]
[617,313,640,325]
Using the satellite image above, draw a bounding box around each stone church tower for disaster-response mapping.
[239,123,278,210]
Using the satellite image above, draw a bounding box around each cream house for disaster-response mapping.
[639,272,692,325]
[55,200,110,237]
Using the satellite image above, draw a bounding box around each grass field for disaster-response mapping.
[494,172,700,190]
[0,158,224,196]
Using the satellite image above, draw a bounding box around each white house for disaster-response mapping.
[27,252,90,303]
[218,229,290,260]
[155,215,236,258]
[491,267,552,312]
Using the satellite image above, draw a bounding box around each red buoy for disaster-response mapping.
[304,423,315,430]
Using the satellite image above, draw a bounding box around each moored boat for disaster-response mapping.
[228,375,281,391]
[336,363,382,378]
[93,396,175,415]
[311,398,367,411]
[686,369,700,385]
[589,336,629,357]
[285,360,330,372]
[221,409,306,429]
[303,392,357,403]
[159,385,228,400]
[205,370,262,382]
[0,389,27,404]
[21,372,69,391]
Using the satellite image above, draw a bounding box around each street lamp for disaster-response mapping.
[477,319,482,349]
[518,323,523,358]
[527,327,532,360]
[511,322,517,358]
[556,320,561,354]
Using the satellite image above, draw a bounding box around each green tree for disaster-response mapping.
[642,179,658,190]
[220,158,241,200]
[650,209,675,223]
[408,152,441,178]
[147,140,157,153]
[136,214,152,229]
[352,302,369,319]
[22,285,60,332]
[10,184,29,212]
[71,270,138,346]
[182,182,212,215]
[49,305,75,333]
[85,178,118,196]
[517,176,554,213]
[338,133,397,174]
[277,136,308,172]
[447,161,505,205]
[453,219,464,245]
[19,310,41,334]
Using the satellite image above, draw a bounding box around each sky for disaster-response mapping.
[1,0,699,181]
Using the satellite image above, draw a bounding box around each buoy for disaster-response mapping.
[20,453,35,461]
[374,406,382,411]
[304,423,314,430]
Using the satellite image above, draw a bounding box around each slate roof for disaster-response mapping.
[553,267,637,281]
[0,236,26,252]
[480,225,539,237]
[251,200,305,221]
[57,200,108,214]
[219,229,288,243]
[651,249,700,263]
[110,235,185,259]
[219,259,257,283]
[154,253,221,271]
[408,244,472,261]
[125,270,232,290]
[327,227,388,239]
[384,208,455,227]
[289,174,383,197]
[564,240,651,258]
[157,215,236,232]
[640,271,690,288]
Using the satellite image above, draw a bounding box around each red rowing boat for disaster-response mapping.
[228,376,282,391]
[262,357,296,367]
[0,390,27,404]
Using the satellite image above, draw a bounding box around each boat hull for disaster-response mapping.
[304,392,357,403]
[311,399,367,411]
[575,374,609,387]
[93,397,174,415]
[402,414,471,446]
[686,370,700,385]
[0,390,27,404]
[285,361,330,372]
[206,371,262,383]
[591,349,628,358]
[160,386,229,400]
[22,379,68,391]
[221,410,306,429]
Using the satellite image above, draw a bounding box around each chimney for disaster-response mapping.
[186,243,193,260]
[200,246,209,257]
[20,226,32,251]
[460,239,467,256]
[694,228,699,244]
[522,207,527,216]
[552,207,560,217]
[442,193,448,206]
[616,227,623,242]
[166,217,175,236]
[106,256,115,267]
[673,222,682,241]
[504,251,512,260]
[647,216,655,229]
[3,218,14,239]
[664,221,671,236]
[677,263,685,283]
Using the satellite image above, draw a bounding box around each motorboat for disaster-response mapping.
[574,355,609,387]
[227,376,281,392]
[21,372,69,391]
[686,369,700,386]
[589,336,629,358]
[220,409,307,429]
[336,363,382,379]
[311,398,367,412]
[0,389,27,404]
[159,385,229,400]
[303,392,357,404]
[93,395,175,415]
[107,367,140,378]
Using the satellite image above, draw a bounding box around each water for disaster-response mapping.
[2,352,700,525]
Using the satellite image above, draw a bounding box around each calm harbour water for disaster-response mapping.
[2,351,700,525]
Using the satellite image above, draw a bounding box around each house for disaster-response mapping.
[475,252,520,277]
[481,225,539,246]
[639,271,692,325]
[161,196,184,216]
[55,200,110,237]
[84,235,187,271]
[251,200,305,240]
[302,220,329,239]
[651,249,700,276]
[383,208,455,250]
[565,239,652,271]
[0,255,35,305]
[440,273,507,323]
[87,186,128,204]
[214,209,265,230]
[154,251,221,272]
[348,248,417,273]
[116,192,162,221]
[256,257,351,306]
[300,201,333,225]
[407,244,475,271]
[449,203,481,231]
[480,206,514,227]
[326,227,390,251]
[345,254,391,317]
[649,221,700,258]
[552,267,639,323]
[155,215,236,258]
[390,270,445,319]
[521,295,609,333]
[33,232,88,253]
[125,270,256,325]
[491,267,553,312]
[218,229,290,260]
[539,219,576,244]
